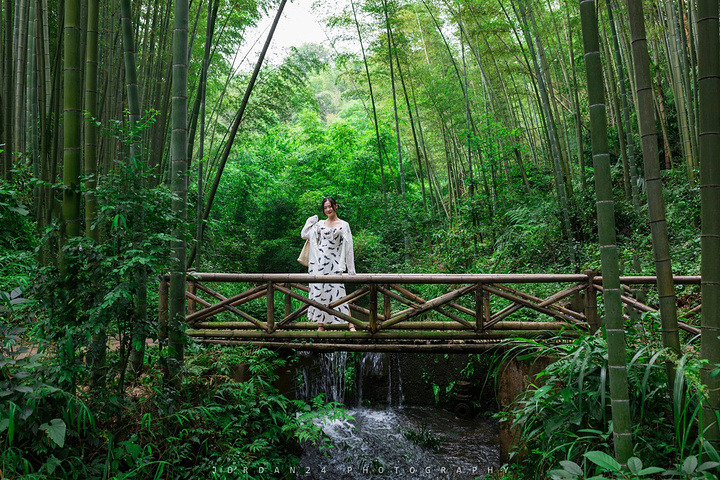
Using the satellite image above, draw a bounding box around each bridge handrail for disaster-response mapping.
[182,272,701,285]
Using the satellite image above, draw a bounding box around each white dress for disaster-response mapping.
[301,215,356,324]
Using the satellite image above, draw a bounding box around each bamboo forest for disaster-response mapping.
[3,0,720,477]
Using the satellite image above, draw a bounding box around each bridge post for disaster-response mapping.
[187,279,196,315]
[267,281,275,332]
[158,276,168,341]
[369,285,378,333]
[475,284,484,330]
[383,286,391,322]
[584,270,601,332]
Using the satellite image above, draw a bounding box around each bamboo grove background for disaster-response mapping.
[2,0,720,470]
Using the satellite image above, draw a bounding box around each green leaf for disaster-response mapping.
[697,461,720,472]
[548,469,577,479]
[583,451,621,472]
[627,457,642,474]
[45,455,61,474]
[637,467,664,475]
[40,418,67,448]
[559,460,583,476]
[8,205,29,216]
[682,455,698,474]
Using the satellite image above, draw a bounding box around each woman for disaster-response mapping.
[301,197,356,331]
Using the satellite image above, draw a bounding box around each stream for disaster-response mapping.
[295,353,501,479]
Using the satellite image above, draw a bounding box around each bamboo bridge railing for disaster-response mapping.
[158,272,702,353]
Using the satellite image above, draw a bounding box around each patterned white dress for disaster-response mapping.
[301,215,356,324]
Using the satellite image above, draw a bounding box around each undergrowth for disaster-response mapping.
[493,328,720,480]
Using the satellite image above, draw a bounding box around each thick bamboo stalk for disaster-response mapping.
[697,0,720,445]
[159,278,168,341]
[626,0,683,398]
[581,0,633,462]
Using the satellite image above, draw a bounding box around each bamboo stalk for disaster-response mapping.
[187,329,578,340]
[378,285,474,328]
[475,285,483,330]
[482,284,585,326]
[267,282,274,332]
[491,283,587,319]
[190,273,590,284]
[185,284,267,323]
[370,284,378,333]
[274,284,365,329]
[390,283,476,316]
[276,286,369,327]
[383,284,477,328]
[585,270,601,332]
[191,321,573,331]
[594,284,700,334]
[185,291,212,308]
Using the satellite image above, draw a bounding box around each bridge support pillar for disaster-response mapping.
[496,356,553,464]
[584,270,601,332]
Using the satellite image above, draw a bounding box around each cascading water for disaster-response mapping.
[296,352,500,479]
[297,351,349,404]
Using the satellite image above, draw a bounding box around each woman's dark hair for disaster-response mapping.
[321,196,338,212]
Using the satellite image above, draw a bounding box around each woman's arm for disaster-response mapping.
[343,222,356,275]
[301,215,319,239]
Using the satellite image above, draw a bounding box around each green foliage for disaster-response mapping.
[1,338,340,479]
[548,453,718,479]
[0,180,36,300]
[402,422,443,451]
[1,325,96,478]
[497,331,720,479]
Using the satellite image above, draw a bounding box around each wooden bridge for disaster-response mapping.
[160,272,702,353]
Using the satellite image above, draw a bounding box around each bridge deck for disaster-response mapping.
[162,272,701,353]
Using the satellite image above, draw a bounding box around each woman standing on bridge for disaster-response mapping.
[301,196,356,331]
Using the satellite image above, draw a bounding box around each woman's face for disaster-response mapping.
[323,200,336,217]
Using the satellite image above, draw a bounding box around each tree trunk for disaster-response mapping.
[120,0,148,377]
[382,0,409,258]
[3,0,14,180]
[85,0,107,388]
[351,0,386,199]
[168,0,189,385]
[697,0,720,449]
[62,0,82,257]
[517,0,576,268]
[626,0,682,402]
[579,0,633,464]
[607,0,641,213]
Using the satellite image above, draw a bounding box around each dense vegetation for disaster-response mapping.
[2,0,720,477]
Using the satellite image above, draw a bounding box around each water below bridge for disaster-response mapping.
[293,352,501,479]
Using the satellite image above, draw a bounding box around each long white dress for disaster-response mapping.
[301,215,356,324]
